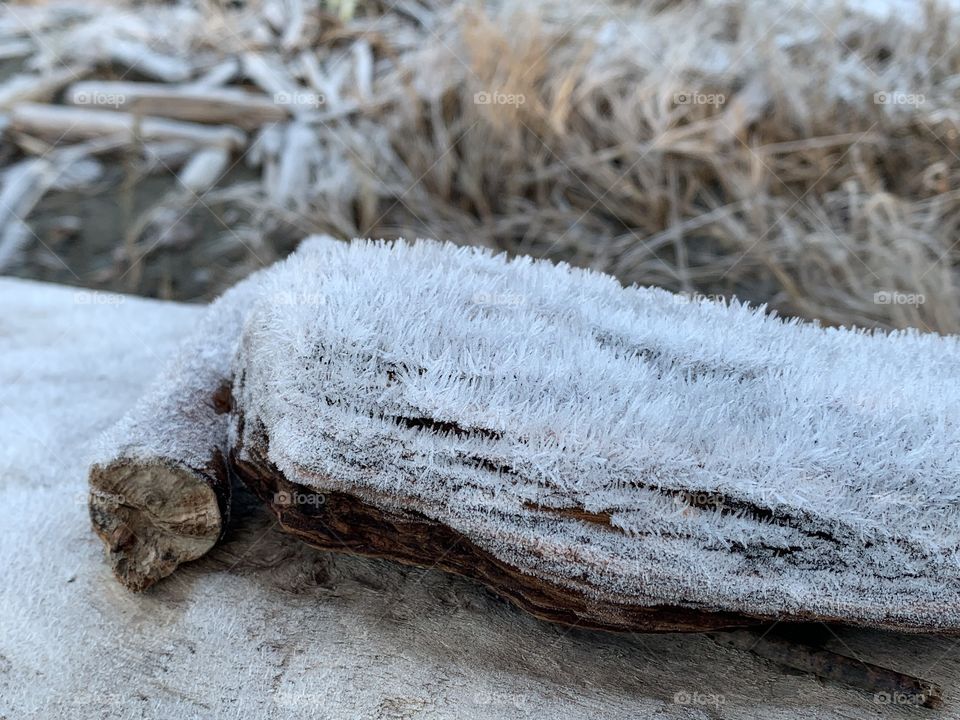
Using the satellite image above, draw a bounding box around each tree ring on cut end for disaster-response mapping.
[89,458,224,591]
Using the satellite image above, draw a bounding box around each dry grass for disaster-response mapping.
[241,0,960,332]
[5,0,960,332]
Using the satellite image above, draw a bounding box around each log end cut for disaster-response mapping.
[89,454,228,591]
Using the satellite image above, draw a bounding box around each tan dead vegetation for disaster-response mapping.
[2,0,959,332]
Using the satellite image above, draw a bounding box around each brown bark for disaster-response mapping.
[230,418,945,703]
[230,420,764,633]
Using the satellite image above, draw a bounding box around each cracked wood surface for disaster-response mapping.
[1,276,957,719]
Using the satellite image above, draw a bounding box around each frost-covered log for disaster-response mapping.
[92,238,960,636]
[87,280,252,590]
[226,239,960,633]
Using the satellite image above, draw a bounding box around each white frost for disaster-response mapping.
[224,238,960,630]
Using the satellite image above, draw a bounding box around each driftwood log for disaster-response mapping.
[91,237,960,629]
[10,102,245,149]
[87,278,256,590]
[6,273,952,718]
[87,236,960,704]
[64,81,290,130]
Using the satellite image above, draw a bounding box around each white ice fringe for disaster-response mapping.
[224,236,960,630]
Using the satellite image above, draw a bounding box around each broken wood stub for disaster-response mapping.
[89,452,229,591]
[86,237,338,590]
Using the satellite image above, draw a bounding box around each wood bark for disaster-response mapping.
[230,413,769,633]
[229,413,944,702]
